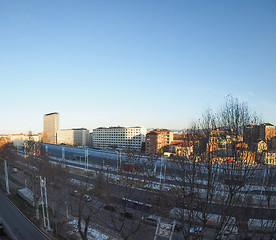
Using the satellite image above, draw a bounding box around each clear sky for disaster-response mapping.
[0,0,275,134]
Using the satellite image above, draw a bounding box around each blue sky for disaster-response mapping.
[0,0,275,134]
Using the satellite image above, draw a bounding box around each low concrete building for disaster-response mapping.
[8,133,40,142]
[57,128,89,146]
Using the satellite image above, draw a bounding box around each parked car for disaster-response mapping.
[170,220,182,231]
[13,167,18,173]
[84,194,92,202]
[70,190,80,197]
[189,226,203,234]
[103,204,116,212]
[141,215,159,226]
[221,226,238,239]
[120,210,135,219]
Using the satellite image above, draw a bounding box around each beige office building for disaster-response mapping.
[43,112,60,144]
[57,128,89,146]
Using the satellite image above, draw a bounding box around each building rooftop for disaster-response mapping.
[147,129,172,134]
[95,126,144,130]
[44,112,59,116]
[262,123,274,126]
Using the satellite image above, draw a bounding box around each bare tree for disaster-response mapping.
[69,173,102,240]
[168,96,263,239]
[0,142,18,190]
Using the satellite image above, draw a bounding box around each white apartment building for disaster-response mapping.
[57,128,89,146]
[92,126,146,151]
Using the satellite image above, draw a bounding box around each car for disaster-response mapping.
[70,190,80,197]
[13,167,18,173]
[159,220,182,232]
[120,210,135,219]
[170,221,182,231]
[189,226,203,234]
[103,204,116,212]
[84,194,92,202]
[141,215,159,226]
[221,226,238,239]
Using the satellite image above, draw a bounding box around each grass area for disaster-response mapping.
[8,192,36,219]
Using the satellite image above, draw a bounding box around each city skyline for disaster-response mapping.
[1,1,275,134]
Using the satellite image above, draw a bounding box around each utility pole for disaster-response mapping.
[85,148,89,171]
[116,150,121,172]
[159,156,167,190]
[24,142,27,158]
[62,147,65,167]
[4,160,10,195]
[65,202,69,219]
[40,177,50,231]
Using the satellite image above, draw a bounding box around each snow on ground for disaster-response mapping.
[68,179,95,190]
[67,219,119,240]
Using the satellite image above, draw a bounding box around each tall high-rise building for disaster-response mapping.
[43,112,60,144]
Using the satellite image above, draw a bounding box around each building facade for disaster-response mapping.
[8,133,40,142]
[57,128,89,146]
[167,141,194,157]
[145,129,173,155]
[43,112,60,144]
[92,126,146,151]
[244,125,260,148]
[259,123,276,141]
[244,123,276,144]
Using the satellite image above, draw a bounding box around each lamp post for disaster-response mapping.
[62,147,66,167]
[116,150,121,172]
[85,148,89,171]
[159,156,167,190]
[4,160,10,194]
[40,176,50,231]
[65,201,69,219]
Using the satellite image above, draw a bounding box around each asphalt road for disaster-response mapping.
[10,160,274,240]
[0,190,49,240]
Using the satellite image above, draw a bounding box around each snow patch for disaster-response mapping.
[67,219,117,240]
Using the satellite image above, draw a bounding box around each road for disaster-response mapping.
[0,190,49,240]
[10,156,274,240]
